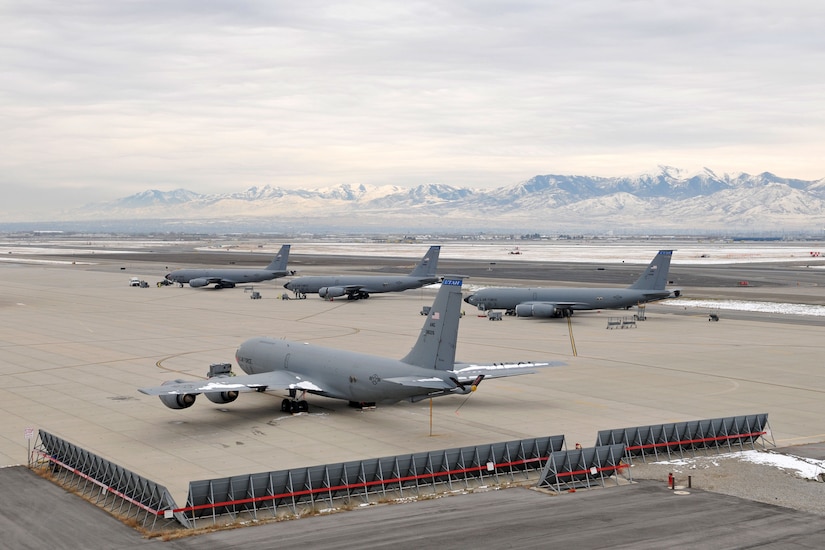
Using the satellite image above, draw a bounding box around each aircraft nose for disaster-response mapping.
[464,294,475,304]
[164,273,172,281]
[283,282,291,289]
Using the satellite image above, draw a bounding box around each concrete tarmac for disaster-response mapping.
[2,247,825,547]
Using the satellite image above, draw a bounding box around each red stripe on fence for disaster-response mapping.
[37,451,548,516]
[624,431,766,452]
[551,463,629,479]
[175,455,547,514]
[35,452,161,515]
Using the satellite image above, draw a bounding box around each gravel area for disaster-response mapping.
[627,449,825,516]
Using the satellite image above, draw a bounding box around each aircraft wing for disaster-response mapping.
[451,361,565,383]
[138,370,325,396]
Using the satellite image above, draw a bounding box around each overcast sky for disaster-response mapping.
[2,1,824,217]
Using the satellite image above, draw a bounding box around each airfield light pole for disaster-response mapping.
[429,398,433,436]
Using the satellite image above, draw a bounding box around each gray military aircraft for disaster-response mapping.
[283,245,441,300]
[165,244,291,288]
[139,276,563,412]
[464,250,679,318]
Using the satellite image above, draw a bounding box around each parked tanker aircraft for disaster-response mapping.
[283,245,440,300]
[464,250,679,318]
[165,245,291,288]
[139,276,563,412]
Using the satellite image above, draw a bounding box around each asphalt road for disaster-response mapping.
[4,467,824,549]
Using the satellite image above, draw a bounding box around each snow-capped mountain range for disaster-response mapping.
[71,166,825,234]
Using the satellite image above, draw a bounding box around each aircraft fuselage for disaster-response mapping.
[465,287,671,312]
[284,275,438,295]
[166,268,287,287]
[235,337,450,404]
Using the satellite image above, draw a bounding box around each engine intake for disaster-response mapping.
[158,379,197,409]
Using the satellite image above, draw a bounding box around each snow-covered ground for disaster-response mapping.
[664,299,825,317]
[2,238,825,265]
[652,450,825,482]
[238,241,825,265]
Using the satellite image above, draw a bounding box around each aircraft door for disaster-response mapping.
[284,353,291,370]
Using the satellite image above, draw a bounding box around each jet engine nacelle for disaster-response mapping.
[189,278,210,288]
[530,303,562,318]
[515,303,561,318]
[319,286,346,298]
[514,304,535,317]
[205,390,239,404]
[158,380,197,409]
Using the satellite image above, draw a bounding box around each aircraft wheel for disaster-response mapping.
[297,400,309,412]
[280,399,292,412]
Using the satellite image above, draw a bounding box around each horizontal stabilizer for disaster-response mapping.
[384,376,454,389]
[452,361,565,382]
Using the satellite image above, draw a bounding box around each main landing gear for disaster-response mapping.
[281,398,309,413]
[281,389,309,413]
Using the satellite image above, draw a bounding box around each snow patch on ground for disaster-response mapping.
[665,299,825,316]
[651,450,825,481]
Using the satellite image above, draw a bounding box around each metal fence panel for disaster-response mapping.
[181,435,564,526]
[30,430,184,529]
[595,413,772,462]
[536,444,628,492]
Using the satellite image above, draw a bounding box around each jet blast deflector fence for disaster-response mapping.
[536,444,630,493]
[29,430,187,529]
[26,413,774,530]
[181,435,566,528]
[595,413,774,463]
[28,431,564,530]
[536,414,774,493]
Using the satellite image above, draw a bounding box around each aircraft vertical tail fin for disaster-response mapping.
[408,246,441,278]
[400,276,463,370]
[628,250,673,291]
[265,244,291,271]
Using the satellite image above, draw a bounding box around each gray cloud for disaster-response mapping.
[2,1,824,218]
